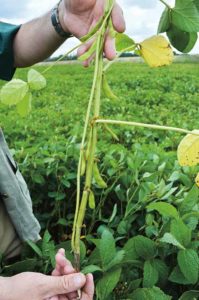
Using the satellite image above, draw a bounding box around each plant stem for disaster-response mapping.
[95,119,198,135]
[159,0,171,9]
[72,33,104,264]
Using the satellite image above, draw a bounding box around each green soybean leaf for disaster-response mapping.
[170,219,191,248]
[178,249,199,284]
[105,250,125,271]
[96,268,121,300]
[123,237,139,261]
[133,235,156,260]
[158,7,171,33]
[153,259,169,286]
[180,185,199,214]
[16,92,32,117]
[147,201,179,219]
[169,266,194,285]
[27,240,42,257]
[81,265,102,274]
[28,69,46,91]
[171,0,199,33]
[179,290,199,300]
[99,229,116,267]
[0,79,29,105]
[143,260,159,288]
[194,0,199,11]
[115,33,135,52]
[88,190,95,209]
[131,287,172,300]
[78,40,97,61]
[167,25,198,53]
[159,233,185,250]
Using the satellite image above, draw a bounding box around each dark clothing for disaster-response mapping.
[0,22,21,81]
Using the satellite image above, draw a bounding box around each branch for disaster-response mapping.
[95,119,199,135]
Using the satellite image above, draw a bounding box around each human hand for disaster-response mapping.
[60,0,125,64]
[1,269,86,300]
[50,248,94,300]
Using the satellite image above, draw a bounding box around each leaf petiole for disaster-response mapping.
[95,119,199,136]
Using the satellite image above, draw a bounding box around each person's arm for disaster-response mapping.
[13,11,66,68]
[13,0,125,68]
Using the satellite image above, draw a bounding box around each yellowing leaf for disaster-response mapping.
[0,79,29,105]
[177,130,199,166]
[28,69,46,91]
[16,92,32,117]
[195,173,199,187]
[139,35,174,67]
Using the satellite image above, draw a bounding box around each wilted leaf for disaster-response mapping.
[139,35,173,67]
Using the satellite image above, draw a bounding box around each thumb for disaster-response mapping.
[42,273,86,297]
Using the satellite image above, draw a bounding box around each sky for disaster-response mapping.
[0,0,198,57]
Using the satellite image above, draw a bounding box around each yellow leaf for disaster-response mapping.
[177,130,199,167]
[139,35,174,67]
[195,173,199,187]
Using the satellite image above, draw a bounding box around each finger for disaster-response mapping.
[104,34,116,60]
[58,248,65,256]
[77,39,93,58]
[52,269,61,276]
[43,273,86,297]
[82,274,94,299]
[48,296,59,300]
[59,295,68,300]
[112,3,126,33]
[66,291,78,300]
[54,253,74,276]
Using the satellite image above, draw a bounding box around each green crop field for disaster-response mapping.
[0,63,199,299]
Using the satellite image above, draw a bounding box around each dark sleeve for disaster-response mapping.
[0,22,21,81]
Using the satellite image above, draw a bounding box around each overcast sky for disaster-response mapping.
[0,0,199,56]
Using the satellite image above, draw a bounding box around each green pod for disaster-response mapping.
[93,162,107,189]
[80,154,86,176]
[104,124,119,141]
[89,190,95,209]
[80,17,104,43]
[102,74,118,100]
